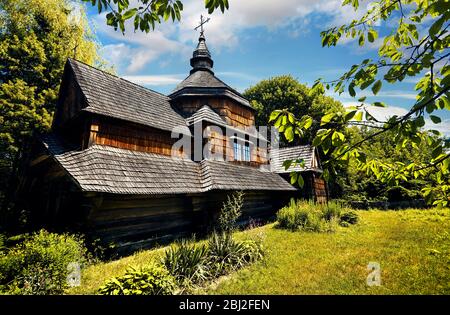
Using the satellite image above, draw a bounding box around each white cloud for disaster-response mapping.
[90,0,375,74]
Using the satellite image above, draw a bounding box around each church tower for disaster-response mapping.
[169,27,255,129]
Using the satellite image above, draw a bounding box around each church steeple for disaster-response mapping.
[190,16,213,74]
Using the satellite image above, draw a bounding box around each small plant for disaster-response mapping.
[321,201,343,221]
[0,229,89,295]
[340,211,359,226]
[207,232,263,277]
[161,240,209,287]
[217,191,244,232]
[98,265,176,295]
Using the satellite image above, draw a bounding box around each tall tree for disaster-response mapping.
[243,75,344,145]
[270,0,449,207]
[0,0,103,222]
[340,127,440,203]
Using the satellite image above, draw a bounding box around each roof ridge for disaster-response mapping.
[67,58,169,99]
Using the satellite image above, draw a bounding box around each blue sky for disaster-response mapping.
[81,0,449,135]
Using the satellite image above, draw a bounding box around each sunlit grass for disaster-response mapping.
[68,208,450,295]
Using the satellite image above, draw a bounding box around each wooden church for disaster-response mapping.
[18,29,326,253]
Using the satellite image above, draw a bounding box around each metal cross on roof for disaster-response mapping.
[194,14,210,35]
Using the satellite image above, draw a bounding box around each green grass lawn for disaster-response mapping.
[68,208,450,295]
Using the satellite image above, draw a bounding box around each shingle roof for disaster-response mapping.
[67,59,187,133]
[186,105,226,126]
[172,70,228,92]
[42,134,201,195]
[169,70,252,109]
[42,134,295,194]
[200,160,296,191]
[270,145,322,173]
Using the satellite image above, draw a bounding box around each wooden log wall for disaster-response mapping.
[88,194,196,253]
[87,117,186,157]
[86,190,293,254]
[172,97,255,128]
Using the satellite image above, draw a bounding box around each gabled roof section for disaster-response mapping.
[185,104,226,126]
[270,145,322,173]
[41,134,295,195]
[66,58,187,133]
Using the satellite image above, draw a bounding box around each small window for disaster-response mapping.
[244,144,250,161]
[234,142,242,161]
[234,141,251,161]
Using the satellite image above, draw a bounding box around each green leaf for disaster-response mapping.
[430,115,441,124]
[358,96,366,102]
[321,112,335,125]
[429,15,445,38]
[284,126,294,142]
[358,34,364,46]
[269,110,281,122]
[297,174,304,188]
[373,101,386,107]
[348,84,356,97]
[290,172,298,185]
[354,111,363,121]
[371,80,382,95]
[367,29,378,43]
[122,8,137,20]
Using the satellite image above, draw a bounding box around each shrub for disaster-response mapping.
[321,201,343,221]
[277,200,320,232]
[207,232,264,278]
[98,265,176,295]
[277,199,340,232]
[340,211,359,226]
[161,240,209,287]
[0,229,88,295]
[217,191,244,232]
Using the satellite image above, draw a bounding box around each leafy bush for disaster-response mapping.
[217,191,244,232]
[322,201,343,221]
[340,211,359,226]
[0,229,88,295]
[98,265,176,295]
[207,232,264,278]
[277,199,341,232]
[161,240,209,287]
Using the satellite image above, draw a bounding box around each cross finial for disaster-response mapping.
[194,14,210,36]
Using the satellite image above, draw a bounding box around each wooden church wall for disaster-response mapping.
[205,125,269,165]
[86,116,186,157]
[172,97,256,128]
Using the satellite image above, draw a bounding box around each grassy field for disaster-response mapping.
[68,208,450,295]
